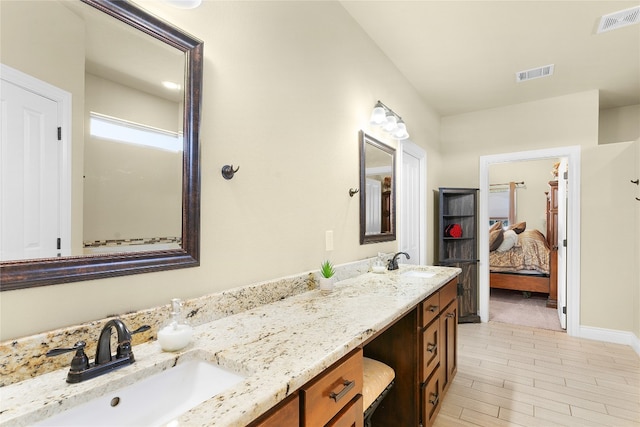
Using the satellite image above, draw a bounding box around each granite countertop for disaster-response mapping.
[0,265,460,427]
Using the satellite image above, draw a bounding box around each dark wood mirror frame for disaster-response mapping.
[359,131,396,244]
[0,0,203,291]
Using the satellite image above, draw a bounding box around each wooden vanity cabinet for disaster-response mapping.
[364,277,458,427]
[420,278,457,427]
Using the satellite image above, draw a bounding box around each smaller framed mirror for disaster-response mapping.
[359,131,396,244]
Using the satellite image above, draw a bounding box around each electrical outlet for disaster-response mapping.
[325,230,334,251]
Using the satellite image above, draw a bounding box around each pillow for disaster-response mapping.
[489,229,504,251]
[508,221,526,234]
[496,230,518,252]
[489,221,503,232]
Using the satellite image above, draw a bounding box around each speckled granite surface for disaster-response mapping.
[0,263,460,427]
[0,259,372,388]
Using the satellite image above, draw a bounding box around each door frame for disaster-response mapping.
[1,63,72,257]
[479,146,581,336]
[398,140,427,265]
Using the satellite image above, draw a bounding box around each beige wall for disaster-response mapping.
[0,1,441,340]
[635,141,640,338]
[581,142,637,331]
[83,74,182,242]
[440,90,639,334]
[599,105,640,144]
[489,159,558,234]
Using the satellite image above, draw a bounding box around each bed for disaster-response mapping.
[489,223,558,307]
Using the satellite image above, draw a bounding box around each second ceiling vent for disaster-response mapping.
[597,6,640,34]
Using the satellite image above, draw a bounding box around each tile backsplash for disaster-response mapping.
[0,257,377,387]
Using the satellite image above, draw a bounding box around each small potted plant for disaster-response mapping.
[319,260,335,294]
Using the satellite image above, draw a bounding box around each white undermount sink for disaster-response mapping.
[401,270,436,279]
[35,360,245,426]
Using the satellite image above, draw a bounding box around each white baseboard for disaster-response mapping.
[575,325,640,356]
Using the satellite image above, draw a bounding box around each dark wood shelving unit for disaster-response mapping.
[437,188,480,323]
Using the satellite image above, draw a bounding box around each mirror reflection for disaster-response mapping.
[1,0,185,261]
[359,131,396,244]
[0,0,202,290]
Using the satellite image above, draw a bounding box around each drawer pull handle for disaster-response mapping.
[429,392,439,407]
[428,305,438,313]
[427,343,437,353]
[330,380,355,402]
[446,312,455,319]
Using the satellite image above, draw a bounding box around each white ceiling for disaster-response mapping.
[340,1,640,117]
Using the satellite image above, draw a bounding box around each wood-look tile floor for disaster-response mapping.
[434,322,640,427]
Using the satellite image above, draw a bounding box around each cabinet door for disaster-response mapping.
[251,393,299,427]
[440,299,458,391]
[421,367,444,427]
[326,395,364,427]
[421,320,440,383]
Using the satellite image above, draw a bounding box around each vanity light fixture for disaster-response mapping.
[163,0,202,9]
[369,100,409,140]
[162,81,181,91]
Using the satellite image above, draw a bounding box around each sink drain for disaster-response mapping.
[110,397,121,407]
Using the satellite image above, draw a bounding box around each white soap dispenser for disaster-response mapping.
[372,254,386,273]
[158,298,193,352]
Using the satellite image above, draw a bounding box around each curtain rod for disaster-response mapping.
[490,181,525,187]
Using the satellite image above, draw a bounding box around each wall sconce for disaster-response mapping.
[369,100,409,140]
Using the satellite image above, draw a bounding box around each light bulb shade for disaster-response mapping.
[164,0,202,8]
[392,123,409,140]
[382,115,398,132]
[369,106,386,125]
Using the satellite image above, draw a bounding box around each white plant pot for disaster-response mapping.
[319,277,334,294]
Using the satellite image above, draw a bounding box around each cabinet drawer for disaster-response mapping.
[421,292,440,327]
[420,320,440,383]
[440,279,457,308]
[421,367,444,427]
[302,348,363,427]
[326,395,364,427]
[251,393,299,427]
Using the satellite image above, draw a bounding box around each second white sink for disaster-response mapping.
[401,270,436,279]
[36,359,245,426]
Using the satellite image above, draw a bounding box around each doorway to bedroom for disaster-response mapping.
[479,146,581,336]
[488,158,565,331]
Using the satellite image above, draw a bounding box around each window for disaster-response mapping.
[90,113,182,152]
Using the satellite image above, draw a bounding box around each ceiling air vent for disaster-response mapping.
[515,64,554,83]
[597,6,640,34]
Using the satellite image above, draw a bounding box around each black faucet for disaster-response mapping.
[46,319,150,383]
[388,252,410,270]
[96,319,134,365]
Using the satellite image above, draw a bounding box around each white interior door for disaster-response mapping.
[399,141,426,265]
[557,159,568,329]
[1,79,60,260]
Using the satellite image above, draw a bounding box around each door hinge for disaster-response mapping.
[562,306,567,314]
[563,239,567,247]
[57,127,62,141]
[57,238,61,250]
[563,171,568,180]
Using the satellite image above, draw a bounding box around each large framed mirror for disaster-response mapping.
[0,0,203,291]
[359,131,396,244]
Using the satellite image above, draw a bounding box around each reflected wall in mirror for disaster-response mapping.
[0,0,203,290]
[359,131,396,244]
